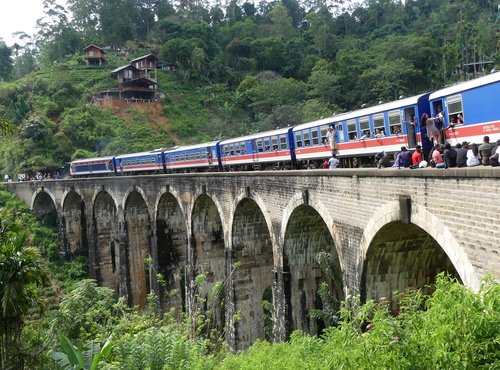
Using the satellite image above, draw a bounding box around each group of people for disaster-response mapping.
[428,136,500,168]
[382,135,500,169]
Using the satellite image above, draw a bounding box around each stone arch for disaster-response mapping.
[282,199,344,337]
[31,189,58,228]
[93,191,120,292]
[122,186,152,220]
[156,191,188,313]
[61,190,88,259]
[359,201,480,303]
[231,197,274,350]
[280,192,343,264]
[124,190,152,307]
[191,194,226,335]
[228,189,275,257]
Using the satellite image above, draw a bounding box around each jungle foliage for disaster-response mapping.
[0,0,499,175]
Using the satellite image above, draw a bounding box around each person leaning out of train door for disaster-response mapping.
[326,125,338,155]
[489,139,500,167]
[478,136,493,166]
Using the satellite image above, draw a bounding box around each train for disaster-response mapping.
[70,71,500,176]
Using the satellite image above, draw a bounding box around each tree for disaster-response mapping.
[269,4,297,41]
[0,41,13,81]
[0,214,46,369]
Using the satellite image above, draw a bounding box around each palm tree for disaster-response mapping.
[0,216,46,369]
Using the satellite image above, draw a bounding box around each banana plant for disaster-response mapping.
[51,332,112,370]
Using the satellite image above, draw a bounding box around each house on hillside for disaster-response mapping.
[83,44,106,66]
[93,53,162,104]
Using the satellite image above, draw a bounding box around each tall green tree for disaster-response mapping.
[0,214,46,369]
[0,41,13,81]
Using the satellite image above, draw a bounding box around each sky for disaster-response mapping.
[0,0,67,46]
[0,0,367,46]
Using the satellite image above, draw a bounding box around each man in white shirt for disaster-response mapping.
[328,155,339,169]
[326,126,338,155]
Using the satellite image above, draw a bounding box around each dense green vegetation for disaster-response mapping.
[0,0,499,175]
[1,186,498,368]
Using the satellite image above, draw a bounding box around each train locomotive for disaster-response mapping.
[70,72,500,176]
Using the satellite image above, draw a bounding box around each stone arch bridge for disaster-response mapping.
[5,169,499,350]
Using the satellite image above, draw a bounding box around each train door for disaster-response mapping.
[431,99,446,143]
[403,107,417,148]
[251,139,259,168]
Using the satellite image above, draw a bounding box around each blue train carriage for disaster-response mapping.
[429,71,500,147]
[165,142,221,173]
[115,150,166,174]
[219,127,295,171]
[70,156,116,177]
[292,114,350,168]
[293,94,430,168]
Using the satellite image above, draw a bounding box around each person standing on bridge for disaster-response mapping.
[328,154,339,169]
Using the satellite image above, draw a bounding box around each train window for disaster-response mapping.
[264,137,270,151]
[272,136,278,150]
[303,130,311,147]
[235,143,240,155]
[311,128,319,145]
[337,124,345,142]
[295,132,303,147]
[175,155,179,161]
[230,144,235,156]
[359,117,370,133]
[446,95,464,125]
[347,120,357,140]
[280,135,288,150]
[320,125,328,144]
[388,110,402,135]
[257,139,263,152]
[373,114,386,136]
[240,142,247,154]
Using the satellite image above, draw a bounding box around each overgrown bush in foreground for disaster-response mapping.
[221,274,499,369]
